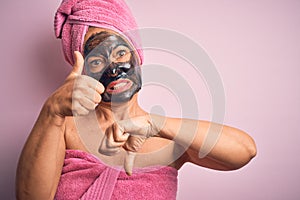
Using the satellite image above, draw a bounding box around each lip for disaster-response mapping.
[106,79,133,94]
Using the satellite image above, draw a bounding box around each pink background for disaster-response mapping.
[1,0,300,199]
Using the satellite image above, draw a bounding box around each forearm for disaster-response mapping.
[159,117,257,170]
[16,102,66,200]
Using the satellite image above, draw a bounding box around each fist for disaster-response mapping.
[98,114,165,175]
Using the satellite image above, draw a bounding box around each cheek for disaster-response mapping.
[127,67,140,79]
[84,65,103,81]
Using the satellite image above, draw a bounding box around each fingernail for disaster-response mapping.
[126,171,132,176]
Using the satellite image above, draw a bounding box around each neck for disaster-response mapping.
[96,94,145,122]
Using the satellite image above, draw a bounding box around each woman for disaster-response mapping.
[16,0,256,199]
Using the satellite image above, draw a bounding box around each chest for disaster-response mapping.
[65,116,186,169]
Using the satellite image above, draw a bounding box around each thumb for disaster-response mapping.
[72,51,84,75]
[124,151,136,176]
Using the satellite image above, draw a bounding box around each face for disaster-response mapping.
[83,30,142,103]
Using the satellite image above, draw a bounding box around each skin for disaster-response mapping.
[15,27,257,200]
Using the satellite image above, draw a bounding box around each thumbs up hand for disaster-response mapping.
[46,51,104,117]
[67,51,85,79]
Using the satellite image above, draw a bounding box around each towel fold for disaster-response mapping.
[54,0,143,66]
[54,150,178,200]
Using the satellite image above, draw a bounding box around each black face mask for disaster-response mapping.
[84,31,142,103]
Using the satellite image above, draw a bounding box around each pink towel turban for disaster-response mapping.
[54,0,143,66]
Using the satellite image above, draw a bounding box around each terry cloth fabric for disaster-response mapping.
[54,150,178,200]
[54,0,143,66]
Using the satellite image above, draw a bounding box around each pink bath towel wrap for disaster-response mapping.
[54,150,178,200]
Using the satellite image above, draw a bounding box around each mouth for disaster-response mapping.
[106,79,133,94]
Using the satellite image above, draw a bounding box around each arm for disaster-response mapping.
[160,118,257,170]
[16,106,66,200]
[16,52,103,199]
[101,115,256,173]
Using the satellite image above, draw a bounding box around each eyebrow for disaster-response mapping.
[85,35,131,58]
[112,44,130,51]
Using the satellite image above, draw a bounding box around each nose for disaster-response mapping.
[108,62,121,77]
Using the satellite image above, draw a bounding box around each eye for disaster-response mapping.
[90,59,102,66]
[111,45,131,62]
[117,50,126,57]
[87,56,107,73]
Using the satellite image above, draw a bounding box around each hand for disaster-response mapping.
[46,51,104,117]
[98,115,165,175]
